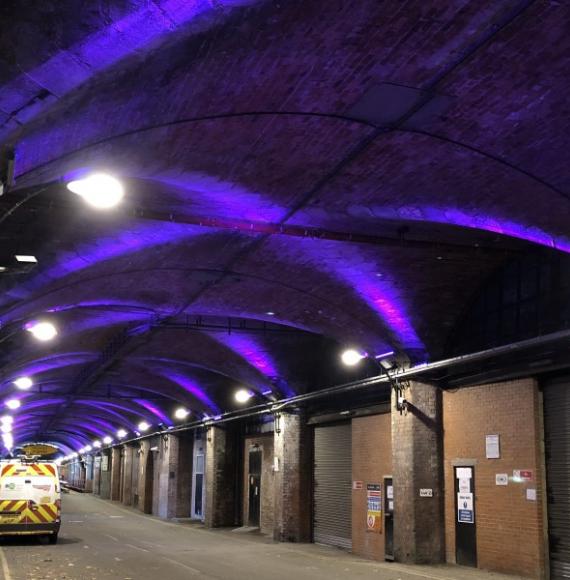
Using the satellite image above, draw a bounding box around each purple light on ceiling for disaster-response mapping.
[0,222,207,308]
[211,333,295,397]
[162,371,221,414]
[3,0,260,150]
[369,205,570,254]
[133,399,172,426]
[1,352,96,382]
[150,173,287,223]
[75,400,142,429]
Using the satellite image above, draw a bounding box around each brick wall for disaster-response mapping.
[443,378,546,578]
[351,413,392,561]
[243,435,274,535]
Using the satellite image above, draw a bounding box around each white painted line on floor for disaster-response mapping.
[0,546,12,580]
[160,556,202,576]
[69,520,84,523]
[104,533,119,542]
[109,515,124,519]
[126,543,150,553]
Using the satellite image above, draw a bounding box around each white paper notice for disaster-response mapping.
[527,489,537,501]
[456,467,472,479]
[459,478,470,493]
[486,434,500,459]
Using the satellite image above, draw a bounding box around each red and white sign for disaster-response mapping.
[352,481,363,490]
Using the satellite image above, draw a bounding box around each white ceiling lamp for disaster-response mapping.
[234,389,254,404]
[25,321,58,342]
[341,349,366,366]
[0,415,13,425]
[93,440,102,448]
[117,429,127,439]
[174,408,190,420]
[138,421,150,432]
[5,399,20,410]
[67,173,124,209]
[102,436,113,445]
[13,376,33,390]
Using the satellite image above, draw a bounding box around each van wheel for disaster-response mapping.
[48,534,58,545]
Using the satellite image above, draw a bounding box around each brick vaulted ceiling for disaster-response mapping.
[0,0,568,452]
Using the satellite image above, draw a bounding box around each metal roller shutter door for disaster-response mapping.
[544,379,570,579]
[313,422,352,550]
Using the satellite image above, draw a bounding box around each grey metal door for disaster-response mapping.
[313,422,352,549]
[544,379,570,579]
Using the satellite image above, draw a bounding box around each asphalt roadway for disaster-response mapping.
[0,492,525,580]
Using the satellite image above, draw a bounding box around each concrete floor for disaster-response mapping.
[0,492,528,580]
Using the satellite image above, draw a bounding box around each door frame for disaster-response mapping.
[191,432,206,520]
[454,464,477,567]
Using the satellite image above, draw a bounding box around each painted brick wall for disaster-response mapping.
[243,435,274,535]
[351,413,392,561]
[443,378,546,578]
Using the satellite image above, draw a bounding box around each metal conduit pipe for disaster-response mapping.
[64,328,570,461]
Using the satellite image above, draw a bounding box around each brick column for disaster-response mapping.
[391,380,444,564]
[99,450,113,499]
[138,440,154,514]
[205,425,238,528]
[122,445,134,505]
[110,447,122,501]
[273,412,311,542]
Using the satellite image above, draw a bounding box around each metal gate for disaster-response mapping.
[313,422,352,549]
[544,378,570,579]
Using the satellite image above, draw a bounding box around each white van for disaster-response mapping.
[0,459,61,543]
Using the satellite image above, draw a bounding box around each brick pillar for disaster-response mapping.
[122,445,134,505]
[93,456,101,495]
[138,440,154,514]
[110,447,122,501]
[174,433,193,518]
[392,380,444,564]
[205,425,238,528]
[99,450,112,499]
[273,412,311,542]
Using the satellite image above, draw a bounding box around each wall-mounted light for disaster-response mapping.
[93,440,102,448]
[138,421,150,432]
[5,399,20,410]
[67,173,124,209]
[117,429,127,439]
[341,349,367,366]
[102,436,113,445]
[174,407,190,420]
[13,376,33,390]
[235,389,254,404]
[25,321,58,342]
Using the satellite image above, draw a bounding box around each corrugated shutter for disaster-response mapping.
[313,422,352,550]
[544,379,570,580]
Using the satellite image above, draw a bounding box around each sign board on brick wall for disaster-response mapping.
[485,434,500,459]
[496,473,508,486]
[101,456,109,472]
[513,469,533,482]
[353,481,363,490]
[419,488,433,497]
[457,493,474,523]
[366,484,382,532]
[456,467,472,479]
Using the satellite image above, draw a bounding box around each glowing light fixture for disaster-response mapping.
[85,445,92,452]
[5,399,20,410]
[174,408,190,420]
[93,440,102,448]
[102,436,113,445]
[3,433,13,449]
[235,389,254,404]
[13,376,33,390]
[117,429,127,439]
[26,321,58,341]
[341,349,366,366]
[15,255,38,263]
[0,416,13,425]
[67,173,124,209]
[138,421,150,432]
[1,424,12,434]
